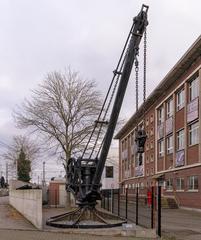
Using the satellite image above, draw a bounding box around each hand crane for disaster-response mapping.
[47,4,148,228]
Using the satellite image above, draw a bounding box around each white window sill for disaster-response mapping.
[176,106,184,112]
[166,190,173,192]
[187,189,199,192]
[189,143,199,147]
[177,148,185,152]
[176,190,185,192]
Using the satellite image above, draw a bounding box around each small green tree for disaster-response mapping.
[17,148,31,182]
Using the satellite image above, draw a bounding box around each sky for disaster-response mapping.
[0,0,200,182]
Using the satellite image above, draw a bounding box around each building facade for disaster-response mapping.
[115,36,201,209]
[101,145,119,189]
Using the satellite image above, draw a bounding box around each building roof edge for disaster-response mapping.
[115,35,201,139]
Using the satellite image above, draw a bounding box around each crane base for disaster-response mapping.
[46,206,126,228]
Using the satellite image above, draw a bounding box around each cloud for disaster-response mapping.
[0,0,200,177]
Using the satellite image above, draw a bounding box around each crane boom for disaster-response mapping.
[66,4,148,207]
[91,5,148,193]
[47,5,149,229]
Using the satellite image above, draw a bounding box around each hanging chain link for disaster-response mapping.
[143,28,147,103]
[135,58,139,112]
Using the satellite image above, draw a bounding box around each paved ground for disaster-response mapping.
[109,197,201,240]
[0,197,153,239]
[162,208,201,240]
[0,196,35,230]
[0,229,148,240]
[2,195,201,239]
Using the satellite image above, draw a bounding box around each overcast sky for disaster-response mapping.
[0,0,200,181]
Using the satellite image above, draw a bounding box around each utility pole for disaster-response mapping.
[38,175,40,186]
[42,161,46,186]
[6,162,8,185]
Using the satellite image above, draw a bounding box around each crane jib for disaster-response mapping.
[66,5,149,207]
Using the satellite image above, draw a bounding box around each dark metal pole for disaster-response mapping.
[118,188,120,216]
[111,189,114,213]
[125,188,128,219]
[103,192,105,209]
[157,186,161,237]
[107,191,110,211]
[136,187,139,225]
[151,186,154,228]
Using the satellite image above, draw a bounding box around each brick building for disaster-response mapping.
[115,36,201,209]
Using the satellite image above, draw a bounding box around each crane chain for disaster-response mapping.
[135,58,139,112]
[143,28,147,103]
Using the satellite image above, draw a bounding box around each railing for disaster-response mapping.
[101,186,161,237]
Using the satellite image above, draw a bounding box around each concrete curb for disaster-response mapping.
[0,226,158,239]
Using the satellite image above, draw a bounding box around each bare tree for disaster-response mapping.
[14,68,103,206]
[2,135,40,180]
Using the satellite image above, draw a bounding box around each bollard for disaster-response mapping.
[118,188,120,216]
[125,188,128,219]
[151,186,154,228]
[136,187,138,225]
[157,186,161,237]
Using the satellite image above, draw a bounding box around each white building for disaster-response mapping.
[101,145,119,189]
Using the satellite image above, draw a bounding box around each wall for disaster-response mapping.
[101,146,119,189]
[9,189,42,229]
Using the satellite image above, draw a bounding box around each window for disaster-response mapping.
[167,135,173,154]
[150,114,154,123]
[146,169,149,176]
[188,176,198,190]
[189,121,199,146]
[146,156,149,163]
[176,178,184,191]
[146,118,149,126]
[189,77,199,101]
[158,106,164,124]
[105,166,114,178]
[166,178,173,191]
[150,141,154,149]
[150,154,154,162]
[158,140,164,157]
[131,131,134,145]
[166,98,173,118]
[151,168,154,175]
[146,142,149,151]
[177,129,185,150]
[177,89,185,111]
[150,128,154,136]
[125,138,127,148]
[121,141,124,152]
[146,130,149,139]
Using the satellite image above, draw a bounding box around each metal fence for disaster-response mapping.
[101,186,161,237]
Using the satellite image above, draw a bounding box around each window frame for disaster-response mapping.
[176,88,185,111]
[105,166,114,178]
[189,121,199,146]
[166,178,173,191]
[158,106,164,125]
[167,134,173,154]
[166,98,173,118]
[177,129,185,151]
[188,176,198,191]
[189,77,199,102]
[176,178,184,191]
[158,139,164,157]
